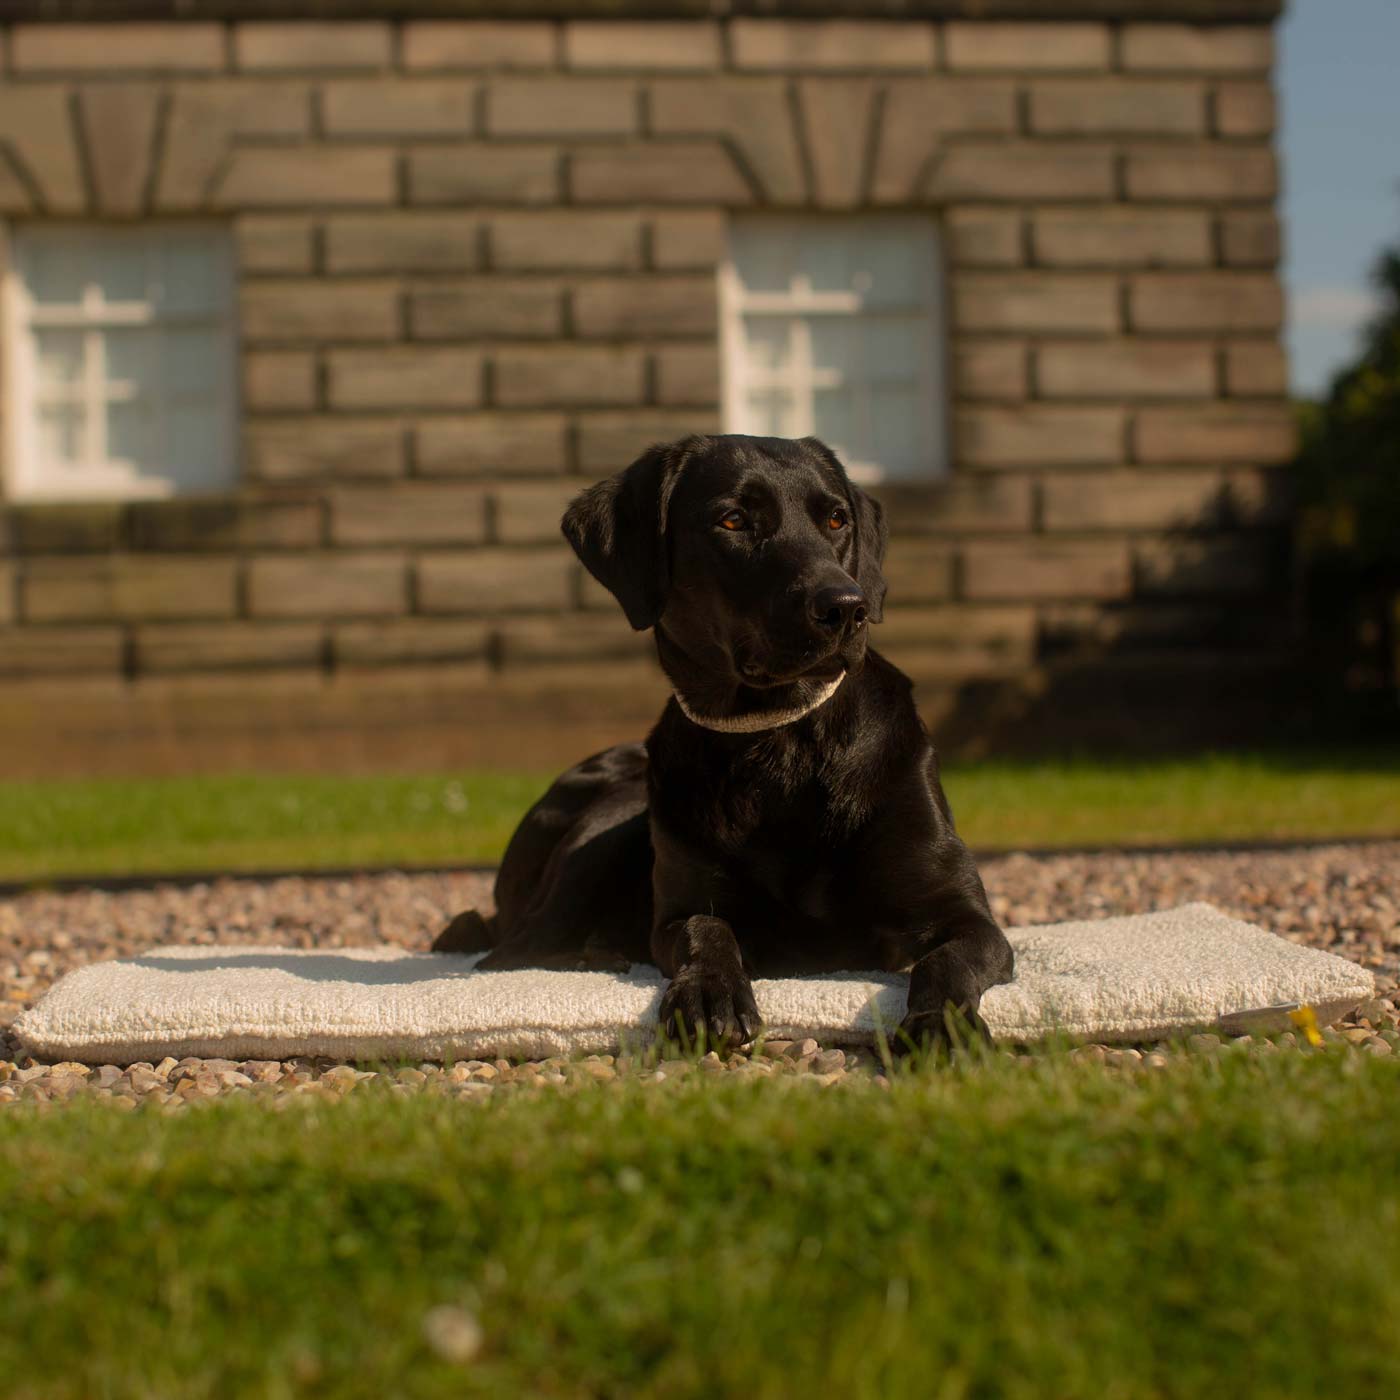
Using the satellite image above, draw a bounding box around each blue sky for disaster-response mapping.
[1281,0,1400,394]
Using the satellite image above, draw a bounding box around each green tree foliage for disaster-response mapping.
[1295,243,1400,573]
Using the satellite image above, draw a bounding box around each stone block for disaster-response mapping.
[332,486,487,547]
[945,22,1110,71]
[328,348,485,411]
[0,627,124,677]
[1224,342,1289,397]
[490,211,643,270]
[80,87,161,217]
[1220,211,1281,266]
[409,280,563,340]
[576,411,719,473]
[401,22,555,71]
[23,557,238,623]
[946,209,1024,268]
[870,80,1018,202]
[0,155,32,212]
[497,614,650,666]
[650,77,805,204]
[650,212,727,268]
[12,22,224,73]
[1031,208,1212,267]
[215,148,396,209]
[0,87,87,212]
[129,499,322,552]
[248,555,407,618]
[565,22,721,71]
[321,79,474,136]
[491,483,582,544]
[1134,405,1296,464]
[417,548,575,613]
[8,504,125,555]
[953,342,1028,400]
[333,618,491,667]
[798,78,880,208]
[655,345,721,406]
[954,274,1119,334]
[244,351,319,412]
[731,20,936,70]
[958,407,1125,468]
[135,623,323,675]
[156,81,311,209]
[962,540,1131,601]
[1036,341,1217,399]
[493,347,646,408]
[488,78,637,136]
[877,475,1035,536]
[1220,467,1292,526]
[234,23,390,71]
[572,277,716,338]
[572,143,752,204]
[1121,25,1274,74]
[1130,274,1283,332]
[1125,147,1277,201]
[409,145,558,205]
[246,419,406,481]
[1041,468,1235,531]
[1029,80,1205,135]
[325,213,480,273]
[240,280,400,343]
[1134,536,1273,597]
[881,539,956,604]
[415,415,569,477]
[874,605,1037,675]
[1214,81,1276,136]
[926,144,1115,202]
[236,217,316,274]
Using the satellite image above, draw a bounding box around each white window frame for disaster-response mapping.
[2,222,239,503]
[720,214,948,485]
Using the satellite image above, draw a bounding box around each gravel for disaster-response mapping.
[2,842,1397,1108]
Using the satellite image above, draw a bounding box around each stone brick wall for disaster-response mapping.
[0,11,1295,753]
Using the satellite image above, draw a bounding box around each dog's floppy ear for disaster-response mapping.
[561,441,687,631]
[848,482,889,623]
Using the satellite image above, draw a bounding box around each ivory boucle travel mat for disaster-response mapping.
[15,903,1374,1064]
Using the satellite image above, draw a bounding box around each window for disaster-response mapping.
[721,215,946,484]
[3,225,237,502]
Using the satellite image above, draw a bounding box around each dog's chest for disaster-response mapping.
[708,787,864,924]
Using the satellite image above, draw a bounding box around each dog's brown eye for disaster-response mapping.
[828,509,850,530]
[717,511,746,532]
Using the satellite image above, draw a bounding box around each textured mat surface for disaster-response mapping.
[15,903,1374,1064]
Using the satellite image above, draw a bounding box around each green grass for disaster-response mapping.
[1,749,1397,882]
[2,1050,1398,1398]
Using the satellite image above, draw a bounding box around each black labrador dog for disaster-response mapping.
[434,434,1014,1052]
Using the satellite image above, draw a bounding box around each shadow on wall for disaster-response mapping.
[873,468,1322,758]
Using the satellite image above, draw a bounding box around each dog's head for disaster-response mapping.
[562,434,887,690]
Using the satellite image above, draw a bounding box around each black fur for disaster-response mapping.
[435,434,1014,1053]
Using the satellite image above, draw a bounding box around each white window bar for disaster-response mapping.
[720,215,947,484]
[3,224,238,502]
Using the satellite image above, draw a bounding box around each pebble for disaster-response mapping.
[421,1306,483,1365]
[3,841,1396,1107]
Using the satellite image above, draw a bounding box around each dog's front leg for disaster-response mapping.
[896,912,1014,1056]
[653,914,762,1050]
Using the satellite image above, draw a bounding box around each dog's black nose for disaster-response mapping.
[809,583,868,631]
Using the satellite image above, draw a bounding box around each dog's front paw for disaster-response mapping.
[894,1002,993,1059]
[658,964,762,1050]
